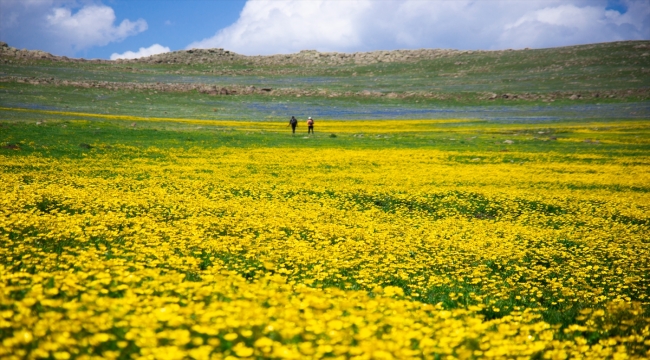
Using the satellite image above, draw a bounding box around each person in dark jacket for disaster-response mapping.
[288,116,298,134]
[307,117,314,134]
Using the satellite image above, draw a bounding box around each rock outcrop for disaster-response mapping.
[0,41,473,66]
[119,48,474,66]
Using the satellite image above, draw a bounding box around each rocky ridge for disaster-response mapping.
[0,40,482,66]
[0,42,107,64]
[120,48,475,66]
[2,40,648,68]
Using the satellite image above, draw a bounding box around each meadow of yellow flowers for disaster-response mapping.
[1,115,649,359]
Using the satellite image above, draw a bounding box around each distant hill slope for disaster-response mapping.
[1,40,648,106]
[2,40,649,68]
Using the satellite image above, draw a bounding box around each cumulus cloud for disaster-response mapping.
[498,2,650,48]
[110,44,170,60]
[187,0,650,55]
[0,0,147,56]
[46,5,147,49]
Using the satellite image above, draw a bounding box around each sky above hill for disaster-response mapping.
[1,0,648,59]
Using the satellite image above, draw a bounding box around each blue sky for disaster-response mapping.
[1,0,648,59]
[99,0,246,59]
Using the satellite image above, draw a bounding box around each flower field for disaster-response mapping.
[1,116,649,359]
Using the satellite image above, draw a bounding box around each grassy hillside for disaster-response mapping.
[1,41,649,121]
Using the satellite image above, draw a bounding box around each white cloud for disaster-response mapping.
[0,0,147,56]
[46,5,147,50]
[187,0,650,55]
[110,44,170,60]
[188,0,371,54]
[498,2,650,48]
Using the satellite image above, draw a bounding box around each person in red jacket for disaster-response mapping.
[307,117,314,134]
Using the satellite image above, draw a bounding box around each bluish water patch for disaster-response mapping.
[7,103,61,111]
[241,101,650,121]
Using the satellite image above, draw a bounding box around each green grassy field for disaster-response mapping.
[2,109,650,156]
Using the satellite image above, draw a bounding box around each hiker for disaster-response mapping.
[288,116,298,134]
[307,117,314,134]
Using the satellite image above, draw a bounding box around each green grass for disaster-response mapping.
[2,113,650,160]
